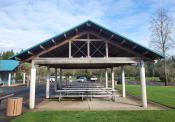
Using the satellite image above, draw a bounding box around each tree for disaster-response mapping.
[150,8,174,86]
[0,50,15,59]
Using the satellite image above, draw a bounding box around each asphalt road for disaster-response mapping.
[0,83,46,122]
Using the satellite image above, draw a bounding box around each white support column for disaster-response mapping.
[60,68,62,89]
[8,73,11,86]
[23,72,26,84]
[55,68,57,91]
[29,62,36,109]
[111,67,115,91]
[105,68,108,88]
[69,41,72,58]
[140,60,147,108]
[121,65,126,98]
[46,68,50,99]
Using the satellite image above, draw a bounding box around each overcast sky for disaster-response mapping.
[0,0,175,54]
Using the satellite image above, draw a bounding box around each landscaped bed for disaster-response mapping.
[12,110,175,122]
[116,84,175,108]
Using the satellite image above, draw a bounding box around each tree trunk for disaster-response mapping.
[163,59,168,86]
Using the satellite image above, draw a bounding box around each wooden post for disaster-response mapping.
[29,61,36,109]
[140,60,147,108]
[69,41,72,58]
[106,40,108,57]
[105,68,108,88]
[87,33,90,57]
[121,65,126,97]
[46,68,50,99]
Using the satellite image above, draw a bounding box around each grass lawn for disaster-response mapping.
[12,85,175,122]
[116,85,175,108]
[11,110,175,122]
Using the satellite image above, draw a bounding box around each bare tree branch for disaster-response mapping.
[149,8,175,86]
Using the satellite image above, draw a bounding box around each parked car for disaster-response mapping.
[78,77,87,82]
[49,76,66,82]
[90,76,97,82]
[49,76,55,82]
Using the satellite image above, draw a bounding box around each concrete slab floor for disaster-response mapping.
[35,96,167,111]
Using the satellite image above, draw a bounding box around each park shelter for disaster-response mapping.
[11,20,163,109]
[0,60,19,86]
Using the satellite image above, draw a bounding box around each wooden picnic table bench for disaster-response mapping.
[55,89,116,101]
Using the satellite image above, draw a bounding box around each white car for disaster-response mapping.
[78,77,87,82]
[90,76,97,82]
[49,76,55,82]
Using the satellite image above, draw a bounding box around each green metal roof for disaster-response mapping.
[0,60,19,71]
[10,21,89,60]
[10,20,164,61]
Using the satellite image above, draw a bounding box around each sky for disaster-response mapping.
[0,0,175,54]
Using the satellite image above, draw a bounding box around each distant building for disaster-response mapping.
[0,60,19,86]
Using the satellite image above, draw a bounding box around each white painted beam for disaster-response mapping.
[52,39,56,45]
[40,45,45,50]
[29,62,36,109]
[15,57,21,61]
[28,51,34,55]
[34,57,139,65]
[140,60,147,108]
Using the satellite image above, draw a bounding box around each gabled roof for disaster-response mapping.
[0,60,19,71]
[10,20,163,61]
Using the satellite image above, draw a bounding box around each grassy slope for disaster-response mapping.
[11,110,175,122]
[116,85,175,108]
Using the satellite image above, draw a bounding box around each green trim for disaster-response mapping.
[10,20,164,60]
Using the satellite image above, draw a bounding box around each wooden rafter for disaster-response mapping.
[40,45,45,50]
[25,32,88,61]
[89,32,149,60]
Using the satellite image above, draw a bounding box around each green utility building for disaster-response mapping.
[0,60,19,86]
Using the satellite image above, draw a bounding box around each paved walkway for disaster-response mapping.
[36,95,166,111]
[0,83,45,122]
